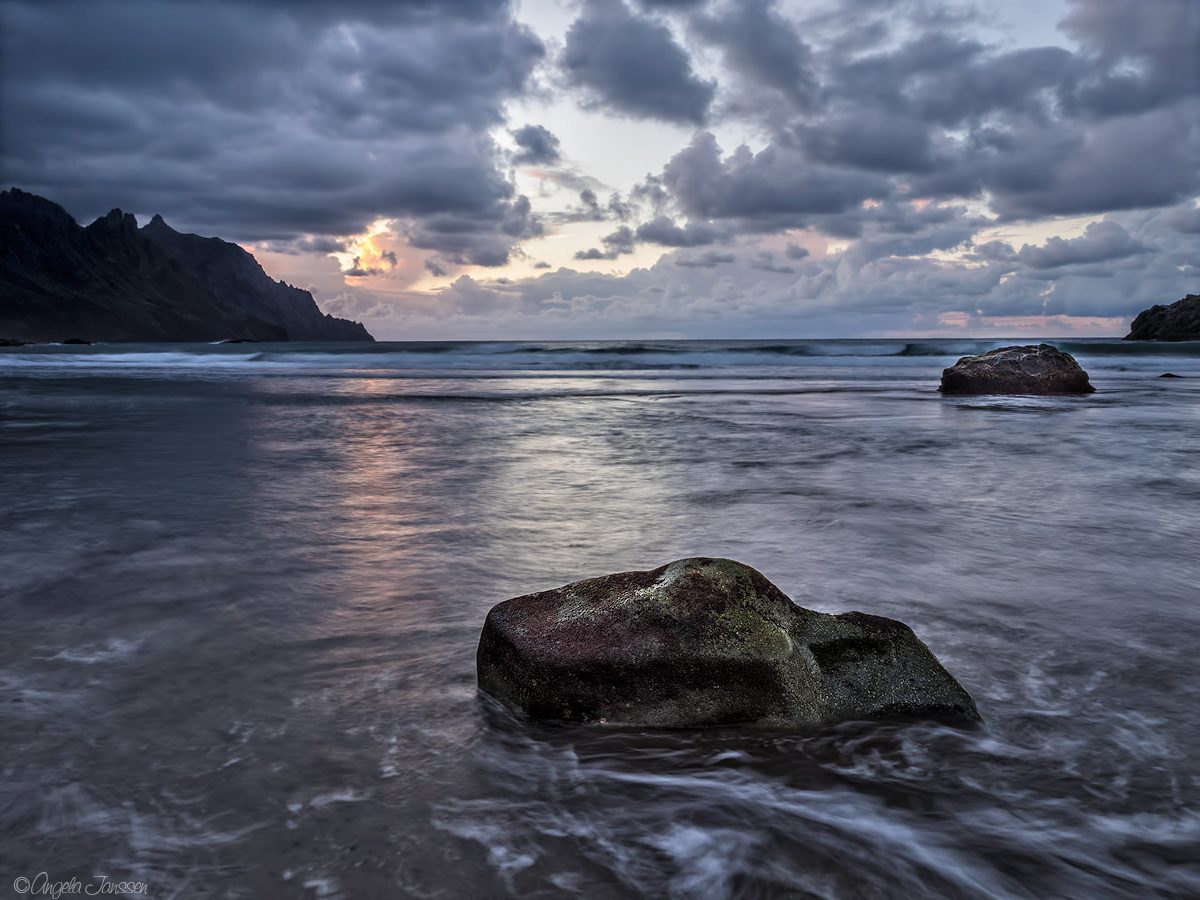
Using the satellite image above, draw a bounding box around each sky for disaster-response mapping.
[1,0,1197,339]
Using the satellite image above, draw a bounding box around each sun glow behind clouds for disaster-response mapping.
[333,218,396,276]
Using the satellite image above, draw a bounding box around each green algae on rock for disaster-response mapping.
[476,557,982,729]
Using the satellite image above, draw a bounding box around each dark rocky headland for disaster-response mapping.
[0,188,373,342]
[477,557,981,730]
[939,344,1095,395]
[1125,294,1200,341]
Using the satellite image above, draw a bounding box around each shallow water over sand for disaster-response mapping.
[1,340,1198,898]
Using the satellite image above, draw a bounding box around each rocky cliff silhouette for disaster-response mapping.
[1124,294,1200,341]
[0,188,373,342]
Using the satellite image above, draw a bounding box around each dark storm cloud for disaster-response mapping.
[574,225,636,260]
[579,190,606,221]
[636,0,708,9]
[1060,0,1200,115]
[674,250,735,267]
[747,251,794,274]
[950,106,1200,220]
[511,124,561,166]
[1161,204,1200,235]
[795,113,938,174]
[345,256,385,277]
[643,0,1200,237]
[634,215,726,246]
[659,132,890,226]
[0,0,544,261]
[1015,220,1150,270]
[298,236,349,254]
[691,0,817,109]
[410,195,542,267]
[561,0,714,126]
[822,32,1072,126]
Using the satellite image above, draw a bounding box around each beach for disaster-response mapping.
[2,339,1198,898]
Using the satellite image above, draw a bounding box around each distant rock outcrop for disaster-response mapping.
[477,557,982,730]
[0,188,373,343]
[1125,294,1200,341]
[939,344,1095,395]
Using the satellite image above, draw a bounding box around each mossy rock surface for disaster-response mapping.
[938,344,1094,395]
[476,557,982,729]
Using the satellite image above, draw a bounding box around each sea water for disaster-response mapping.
[1,339,1198,899]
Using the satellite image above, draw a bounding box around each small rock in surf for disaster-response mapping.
[477,557,981,729]
[939,344,1094,395]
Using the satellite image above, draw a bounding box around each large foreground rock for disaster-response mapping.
[1125,294,1200,341]
[939,344,1094,395]
[477,558,981,729]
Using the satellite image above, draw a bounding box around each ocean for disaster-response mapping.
[1,339,1198,899]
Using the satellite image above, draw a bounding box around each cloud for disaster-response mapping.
[1061,0,1200,116]
[323,201,1198,339]
[795,112,939,175]
[511,124,561,165]
[674,250,735,268]
[4,0,1197,337]
[747,251,793,274]
[658,132,891,227]
[1160,203,1200,234]
[407,194,542,266]
[575,224,636,260]
[691,0,816,110]
[297,235,349,253]
[968,107,1200,220]
[578,189,605,221]
[636,0,707,9]
[1016,219,1151,269]
[345,255,384,277]
[1,0,545,262]
[606,0,1200,269]
[634,215,727,246]
[561,0,714,125]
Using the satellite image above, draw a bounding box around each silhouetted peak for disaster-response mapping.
[1,187,79,230]
[88,208,139,236]
[142,213,178,237]
[1,188,374,341]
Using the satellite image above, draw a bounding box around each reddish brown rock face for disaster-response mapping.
[938,344,1095,395]
[476,558,982,730]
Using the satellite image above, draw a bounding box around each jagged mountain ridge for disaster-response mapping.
[0,188,373,342]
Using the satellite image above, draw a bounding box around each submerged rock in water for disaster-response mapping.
[1125,294,1200,341]
[938,344,1094,395]
[476,557,981,729]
